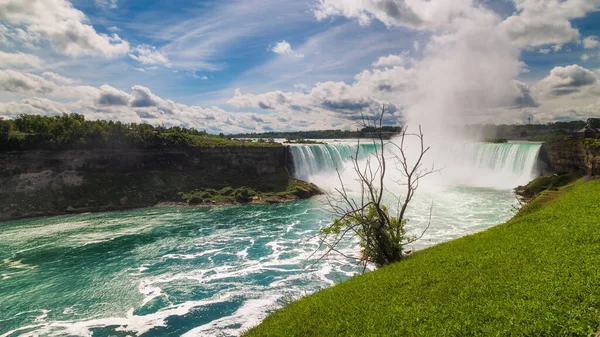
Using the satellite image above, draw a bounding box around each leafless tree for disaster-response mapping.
[312,106,437,272]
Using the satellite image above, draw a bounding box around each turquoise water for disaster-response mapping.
[0,190,517,337]
[0,141,541,336]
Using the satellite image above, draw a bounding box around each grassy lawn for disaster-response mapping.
[245,180,600,337]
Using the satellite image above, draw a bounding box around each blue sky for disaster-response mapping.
[1,0,600,133]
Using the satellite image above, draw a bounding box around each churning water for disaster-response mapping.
[0,140,541,337]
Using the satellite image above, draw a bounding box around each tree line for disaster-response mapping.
[231,126,404,140]
[0,114,251,151]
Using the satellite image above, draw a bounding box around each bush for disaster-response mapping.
[219,187,234,195]
[180,190,204,204]
[188,194,203,204]
[234,187,256,202]
[292,186,311,198]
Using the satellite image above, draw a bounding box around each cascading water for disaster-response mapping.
[0,141,543,337]
[438,142,542,189]
[289,141,542,190]
[289,142,379,181]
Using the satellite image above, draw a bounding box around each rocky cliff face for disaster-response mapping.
[539,142,600,176]
[0,147,294,221]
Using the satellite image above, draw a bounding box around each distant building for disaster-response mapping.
[576,119,600,139]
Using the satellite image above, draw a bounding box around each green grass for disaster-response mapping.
[245,180,600,337]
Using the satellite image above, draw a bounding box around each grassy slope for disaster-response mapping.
[246,180,600,337]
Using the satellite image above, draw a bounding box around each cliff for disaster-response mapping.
[0,146,315,221]
[539,142,600,176]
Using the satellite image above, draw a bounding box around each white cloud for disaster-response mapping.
[0,69,55,94]
[0,0,130,57]
[271,41,304,59]
[518,61,530,74]
[107,26,121,33]
[0,51,44,69]
[581,53,590,61]
[294,83,307,91]
[0,24,42,49]
[314,0,423,28]
[0,69,314,133]
[535,64,597,97]
[500,0,600,48]
[42,72,79,85]
[95,0,118,9]
[539,48,551,54]
[372,53,409,68]
[413,40,420,52]
[128,45,171,67]
[583,36,600,49]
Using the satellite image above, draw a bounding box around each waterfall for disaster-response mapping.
[289,142,379,181]
[289,141,542,190]
[441,142,542,188]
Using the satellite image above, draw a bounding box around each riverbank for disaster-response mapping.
[0,146,318,222]
[244,179,600,336]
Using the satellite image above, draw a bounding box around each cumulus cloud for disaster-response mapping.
[271,41,304,59]
[583,36,600,49]
[128,45,171,67]
[0,51,44,68]
[314,0,423,28]
[41,72,78,85]
[97,85,130,106]
[535,64,597,97]
[0,69,330,133]
[0,70,55,93]
[0,0,130,57]
[0,24,41,49]
[372,53,409,68]
[228,70,405,123]
[513,80,539,108]
[500,0,600,48]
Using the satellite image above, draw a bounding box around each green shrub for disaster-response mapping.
[204,188,218,196]
[219,187,234,195]
[234,187,256,202]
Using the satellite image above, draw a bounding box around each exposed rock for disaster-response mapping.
[540,142,600,176]
[0,147,312,221]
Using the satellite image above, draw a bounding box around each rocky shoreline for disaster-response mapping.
[0,147,318,222]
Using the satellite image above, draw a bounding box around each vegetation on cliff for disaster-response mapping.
[483,138,508,143]
[179,179,321,205]
[0,114,281,151]
[245,180,600,336]
[231,126,403,140]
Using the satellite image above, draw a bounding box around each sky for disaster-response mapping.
[0,0,600,134]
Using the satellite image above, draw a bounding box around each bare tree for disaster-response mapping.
[314,106,437,271]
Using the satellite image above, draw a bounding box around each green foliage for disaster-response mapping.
[231,126,403,140]
[245,180,600,337]
[516,173,582,200]
[219,187,234,196]
[283,139,326,145]
[323,203,410,267]
[177,180,320,206]
[483,138,508,143]
[0,113,282,151]
[234,187,257,202]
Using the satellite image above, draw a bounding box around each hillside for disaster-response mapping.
[245,179,600,336]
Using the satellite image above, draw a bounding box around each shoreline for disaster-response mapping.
[244,177,600,336]
[0,182,323,223]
